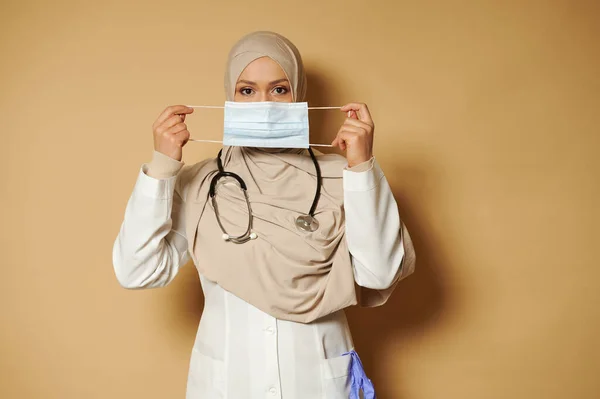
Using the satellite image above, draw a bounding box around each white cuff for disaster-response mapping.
[136,165,177,200]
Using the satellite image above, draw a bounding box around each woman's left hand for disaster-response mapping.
[331,102,374,168]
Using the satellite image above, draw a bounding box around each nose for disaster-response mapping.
[258,91,269,102]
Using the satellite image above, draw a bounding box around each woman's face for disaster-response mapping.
[234,56,293,103]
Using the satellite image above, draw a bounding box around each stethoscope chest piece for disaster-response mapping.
[295,214,319,232]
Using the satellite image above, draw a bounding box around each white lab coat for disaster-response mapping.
[113,157,413,398]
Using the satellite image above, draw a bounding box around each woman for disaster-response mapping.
[113,31,415,399]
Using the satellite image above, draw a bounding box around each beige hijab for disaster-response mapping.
[179,31,411,323]
[224,30,307,102]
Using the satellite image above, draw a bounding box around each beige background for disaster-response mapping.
[1,0,599,398]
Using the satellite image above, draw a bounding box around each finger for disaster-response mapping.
[154,105,193,129]
[336,131,358,151]
[331,135,339,147]
[173,129,190,146]
[331,128,344,147]
[348,110,357,119]
[339,124,367,136]
[164,122,188,136]
[336,127,362,151]
[340,103,373,125]
[332,133,346,151]
[166,130,190,148]
[343,117,372,131]
[159,115,185,131]
[331,135,348,150]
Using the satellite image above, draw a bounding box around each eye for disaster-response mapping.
[239,87,254,96]
[272,86,288,95]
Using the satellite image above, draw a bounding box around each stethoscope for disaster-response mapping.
[209,147,322,244]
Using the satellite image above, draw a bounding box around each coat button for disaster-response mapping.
[269,387,277,394]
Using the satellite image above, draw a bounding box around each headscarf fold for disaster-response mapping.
[224,31,307,102]
[177,31,409,323]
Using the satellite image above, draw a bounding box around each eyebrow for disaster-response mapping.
[236,78,289,86]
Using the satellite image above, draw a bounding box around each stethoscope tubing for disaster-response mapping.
[209,147,321,243]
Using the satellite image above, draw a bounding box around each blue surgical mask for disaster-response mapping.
[223,101,309,148]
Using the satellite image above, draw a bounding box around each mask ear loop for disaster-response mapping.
[185,105,340,147]
[189,139,333,147]
[185,105,340,109]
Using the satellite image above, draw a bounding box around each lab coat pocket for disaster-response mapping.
[186,348,226,399]
[320,352,352,399]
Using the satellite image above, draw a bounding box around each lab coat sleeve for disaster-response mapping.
[112,159,190,289]
[343,157,407,290]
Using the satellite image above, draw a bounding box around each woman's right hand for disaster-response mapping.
[152,105,194,161]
